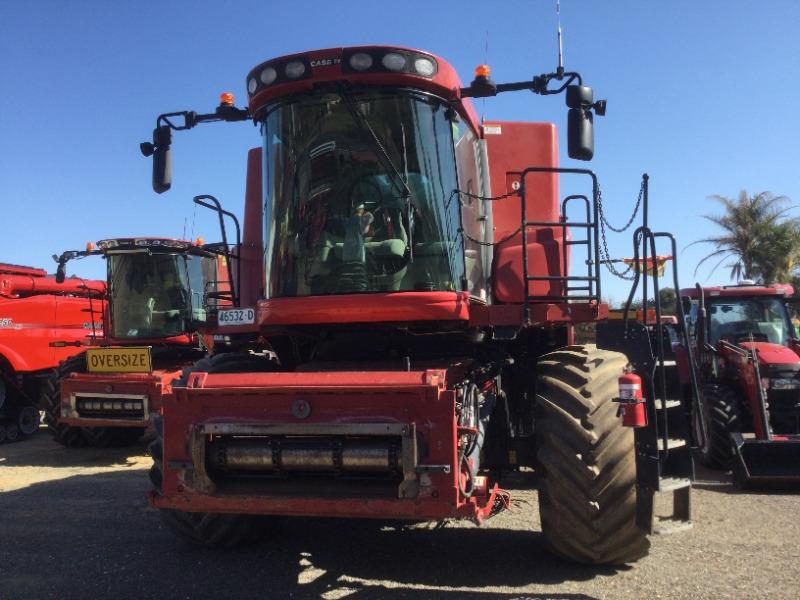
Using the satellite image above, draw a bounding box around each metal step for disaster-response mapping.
[659,476,691,492]
[659,437,687,451]
[654,517,693,535]
[654,398,682,410]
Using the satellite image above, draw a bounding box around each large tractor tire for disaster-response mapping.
[150,352,278,547]
[40,355,87,448]
[535,345,649,565]
[696,384,741,470]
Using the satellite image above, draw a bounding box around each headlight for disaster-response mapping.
[349,53,373,71]
[414,57,436,76]
[770,378,800,390]
[382,52,407,71]
[247,78,257,94]
[284,61,306,79]
[260,66,277,85]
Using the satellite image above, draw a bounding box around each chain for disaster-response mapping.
[461,225,523,247]
[453,188,523,248]
[599,222,636,280]
[597,178,644,233]
[596,178,646,280]
[451,188,521,205]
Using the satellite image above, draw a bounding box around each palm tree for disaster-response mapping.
[690,190,794,281]
[753,220,800,283]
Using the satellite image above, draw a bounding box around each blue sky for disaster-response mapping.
[2,1,798,305]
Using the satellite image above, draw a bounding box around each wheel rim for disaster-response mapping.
[6,423,19,441]
[18,406,40,435]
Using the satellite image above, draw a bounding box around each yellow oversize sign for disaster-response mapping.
[86,347,152,373]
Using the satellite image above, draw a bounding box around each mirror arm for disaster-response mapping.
[460,71,583,99]
[52,248,101,284]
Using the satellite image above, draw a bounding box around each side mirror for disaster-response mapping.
[151,125,172,194]
[55,261,66,284]
[566,85,593,108]
[567,108,594,161]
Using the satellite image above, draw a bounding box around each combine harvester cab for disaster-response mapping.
[0,263,104,443]
[44,238,226,448]
[142,46,696,564]
[682,283,800,487]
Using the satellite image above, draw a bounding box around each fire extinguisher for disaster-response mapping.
[617,368,647,428]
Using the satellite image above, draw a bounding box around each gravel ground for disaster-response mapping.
[1,430,799,600]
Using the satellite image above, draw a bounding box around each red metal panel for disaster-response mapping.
[239,148,263,308]
[156,369,500,521]
[469,300,606,327]
[0,263,48,278]
[258,291,470,327]
[0,294,102,373]
[740,342,800,366]
[482,122,562,304]
[682,284,794,298]
[60,368,180,428]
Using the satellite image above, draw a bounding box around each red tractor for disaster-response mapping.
[682,282,800,485]
[42,237,226,447]
[140,46,695,564]
[0,263,104,443]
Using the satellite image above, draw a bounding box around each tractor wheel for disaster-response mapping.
[40,357,87,448]
[6,422,20,442]
[535,344,649,565]
[150,352,278,547]
[0,423,7,444]
[17,405,40,436]
[696,384,741,470]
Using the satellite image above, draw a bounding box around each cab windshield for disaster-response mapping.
[262,89,464,297]
[707,297,794,346]
[108,252,216,339]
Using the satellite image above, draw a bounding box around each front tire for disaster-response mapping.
[40,356,87,448]
[535,345,649,565]
[696,384,741,469]
[150,352,279,547]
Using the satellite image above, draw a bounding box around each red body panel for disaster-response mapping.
[0,267,104,374]
[238,148,264,308]
[154,369,499,521]
[718,344,770,438]
[482,122,563,303]
[740,342,800,366]
[59,367,183,428]
[257,291,470,327]
[682,284,794,298]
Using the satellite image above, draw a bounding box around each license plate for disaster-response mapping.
[86,347,152,373]
[217,308,256,326]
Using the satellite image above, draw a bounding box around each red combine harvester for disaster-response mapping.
[682,282,800,486]
[0,263,104,443]
[42,237,225,447]
[141,46,695,564]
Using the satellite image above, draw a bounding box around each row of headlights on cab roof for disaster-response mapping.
[86,238,205,251]
[247,51,439,96]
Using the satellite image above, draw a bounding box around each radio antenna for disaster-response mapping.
[556,0,565,78]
